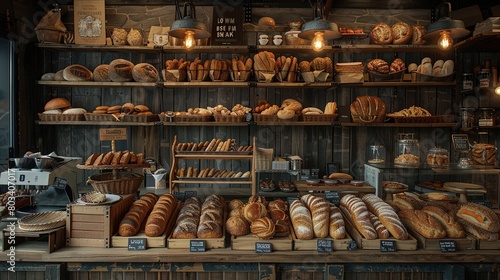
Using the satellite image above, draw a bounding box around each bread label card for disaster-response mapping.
[325,191,340,205]
[74,0,106,45]
[190,240,206,252]
[128,238,146,250]
[255,242,272,253]
[452,134,470,152]
[380,240,396,252]
[317,239,333,252]
[439,240,456,252]
[99,128,127,141]
[184,191,197,198]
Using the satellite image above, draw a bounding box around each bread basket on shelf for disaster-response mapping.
[300,114,338,122]
[368,70,404,82]
[87,172,143,194]
[38,113,85,122]
[213,113,246,123]
[412,72,454,82]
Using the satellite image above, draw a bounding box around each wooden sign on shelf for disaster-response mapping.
[99,128,127,141]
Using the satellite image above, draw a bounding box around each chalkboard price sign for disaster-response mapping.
[211,5,244,45]
[380,240,396,252]
[452,134,470,152]
[190,240,206,252]
[128,238,146,251]
[317,239,333,252]
[255,242,272,253]
[439,240,456,252]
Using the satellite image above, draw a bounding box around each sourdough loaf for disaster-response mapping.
[398,209,446,239]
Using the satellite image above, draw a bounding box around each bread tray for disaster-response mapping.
[84,113,119,122]
[300,114,338,122]
[253,113,299,122]
[389,115,456,123]
[77,163,151,170]
[173,115,214,122]
[213,114,246,123]
[368,70,404,82]
[39,113,85,122]
[413,72,454,82]
[177,177,251,181]
[18,211,66,231]
[175,151,252,155]
[120,114,160,123]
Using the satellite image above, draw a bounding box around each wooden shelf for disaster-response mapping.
[38,81,159,88]
[337,122,459,128]
[172,179,253,185]
[455,32,500,52]
[334,44,450,53]
[346,82,456,87]
[174,153,253,160]
[37,121,162,126]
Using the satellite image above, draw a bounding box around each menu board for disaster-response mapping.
[452,134,470,152]
[211,4,244,45]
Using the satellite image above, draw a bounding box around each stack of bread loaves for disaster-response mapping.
[408,58,454,78]
[41,97,87,120]
[118,193,159,236]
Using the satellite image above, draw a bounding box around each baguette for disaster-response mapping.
[145,194,178,237]
[301,194,330,238]
[340,194,377,239]
[369,213,390,239]
[329,204,346,239]
[289,200,314,240]
[362,194,408,240]
[119,194,159,236]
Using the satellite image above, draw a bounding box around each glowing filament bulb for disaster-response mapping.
[184,30,195,50]
[312,32,325,52]
[437,31,453,50]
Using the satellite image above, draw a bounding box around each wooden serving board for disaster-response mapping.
[406,227,476,251]
[231,233,293,251]
[341,208,417,250]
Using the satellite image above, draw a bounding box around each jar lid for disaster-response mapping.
[428,147,448,153]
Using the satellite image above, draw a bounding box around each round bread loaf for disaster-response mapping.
[44,97,71,111]
[411,24,426,45]
[62,64,93,81]
[111,28,128,45]
[127,28,143,46]
[226,216,249,236]
[250,217,275,239]
[132,63,159,82]
[41,73,55,81]
[243,202,267,222]
[370,22,393,45]
[391,22,412,44]
[93,64,110,82]
[367,59,389,74]
[54,70,65,81]
[390,58,406,73]
[109,59,134,82]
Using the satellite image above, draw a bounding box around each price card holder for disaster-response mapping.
[128,238,146,251]
[255,242,272,253]
[325,191,340,205]
[190,240,206,252]
[99,128,127,141]
[452,134,470,152]
[439,240,456,252]
[317,239,333,253]
[380,240,396,252]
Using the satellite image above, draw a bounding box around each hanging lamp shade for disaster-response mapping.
[168,1,211,39]
[298,0,341,40]
[423,2,469,42]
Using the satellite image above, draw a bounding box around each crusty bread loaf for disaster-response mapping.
[457,218,499,241]
[289,200,314,240]
[456,203,500,233]
[172,197,202,239]
[250,217,275,239]
[226,216,249,237]
[392,194,422,210]
[367,59,390,74]
[145,194,177,237]
[197,195,225,238]
[398,209,446,239]
[44,97,71,111]
[119,193,159,236]
[411,24,426,45]
[362,194,408,240]
[93,64,110,82]
[391,22,412,44]
[340,194,377,240]
[369,213,390,239]
[132,63,159,83]
[301,194,330,238]
[243,202,268,223]
[350,95,386,123]
[422,206,465,238]
[370,22,393,45]
[329,204,346,239]
[108,58,134,82]
[85,153,100,165]
[63,64,93,81]
[228,199,245,211]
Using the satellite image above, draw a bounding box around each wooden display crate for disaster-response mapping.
[167,234,227,249]
[341,209,417,250]
[3,225,65,253]
[476,239,500,250]
[406,227,476,250]
[231,233,293,251]
[111,202,180,248]
[66,194,134,248]
[292,232,354,251]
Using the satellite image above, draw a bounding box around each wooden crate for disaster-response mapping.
[231,233,293,251]
[476,239,500,250]
[66,194,134,248]
[342,209,417,250]
[167,234,227,249]
[293,232,354,251]
[3,225,65,253]
[111,202,180,248]
[406,227,476,250]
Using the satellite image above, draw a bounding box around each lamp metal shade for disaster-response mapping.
[168,17,211,39]
[423,17,470,42]
[298,19,341,40]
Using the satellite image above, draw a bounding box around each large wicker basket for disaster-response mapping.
[87,172,143,194]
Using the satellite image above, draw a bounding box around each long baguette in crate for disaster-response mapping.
[175,137,252,153]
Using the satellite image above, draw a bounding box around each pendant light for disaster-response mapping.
[168,0,211,50]
[298,0,341,51]
[423,1,470,51]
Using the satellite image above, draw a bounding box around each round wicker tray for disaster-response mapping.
[88,172,144,194]
[18,211,66,231]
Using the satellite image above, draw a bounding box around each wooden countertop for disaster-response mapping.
[3,246,499,264]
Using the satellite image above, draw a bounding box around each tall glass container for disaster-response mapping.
[394,133,420,166]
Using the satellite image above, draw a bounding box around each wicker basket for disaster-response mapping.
[173,115,214,122]
[300,114,338,122]
[413,72,454,82]
[36,29,64,43]
[390,115,456,123]
[121,114,160,123]
[214,114,246,123]
[368,70,404,82]
[39,113,85,122]
[253,113,299,122]
[87,172,143,194]
[84,113,119,122]
[351,113,385,123]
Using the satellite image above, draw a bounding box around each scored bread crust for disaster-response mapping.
[362,194,408,240]
[340,194,377,240]
[422,206,465,238]
[398,209,446,239]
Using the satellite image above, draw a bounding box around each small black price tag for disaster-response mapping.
[325,191,340,204]
[439,240,456,252]
[245,112,253,122]
[380,240,396,252]
[255,242,272,253]
[317,239,333,253]
[190,240,206,252]
[452,134,470,152]
[184,191,197,198]
[128,238,146,251]
[173,191,186,201]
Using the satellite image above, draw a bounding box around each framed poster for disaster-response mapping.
[211,4,244,45]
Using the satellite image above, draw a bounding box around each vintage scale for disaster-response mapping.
[0,154,83,216]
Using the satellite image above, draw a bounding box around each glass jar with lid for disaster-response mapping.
[394,133,420,166]
[367,144,386,164]
[477,108,495,127]
[426,147,449,167]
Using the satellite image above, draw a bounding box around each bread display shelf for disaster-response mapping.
[405,227,476,251]
[38,80,158,88]
[230,233,294,251]
[77,163,150,170]
[292,231,355,251]
[389,115,456,124]
[340,122,458,128]
[172,179,253,185]
[175,151,252,156]
[37,120,161,126]
[176,177,251,182]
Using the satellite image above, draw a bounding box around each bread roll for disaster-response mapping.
[329,204,346,239]
[127,28,143,46]
[132,63,159,83]
[277,108,295,120]
[93,64,110,82]
[340,194,377,240]
[398,209,446,239]
[411,24,426,45]
[226,216,249,236]
[390,58,405,73]
[422,206,465,238]
[301,194,330,238]
[391,22,412,44]
[370,22,393,45]
[362,194,408,240]
[62,108,86,114]
[108,59,134,82]
[62,64,93,81]
[456,203,500,233]
[44,97,71,111]
[324,102,337,115]
[111,28,128,45]
[289,200,314,240]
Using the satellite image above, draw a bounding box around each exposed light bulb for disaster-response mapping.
[311,32,325,52]
[437,31,453,50]
[183,30,195,50]
[495,85,500,95]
